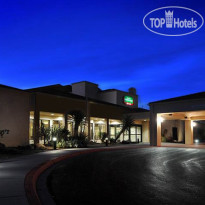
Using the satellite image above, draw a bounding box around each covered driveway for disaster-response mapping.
[149,92,205,147]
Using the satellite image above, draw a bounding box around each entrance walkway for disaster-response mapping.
[161,142,205,149]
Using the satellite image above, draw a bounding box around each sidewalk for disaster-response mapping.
[161,142,205,149]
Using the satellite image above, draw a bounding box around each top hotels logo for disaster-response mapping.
[143,6,204,36]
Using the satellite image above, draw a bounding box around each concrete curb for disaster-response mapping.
[24,146,150,205]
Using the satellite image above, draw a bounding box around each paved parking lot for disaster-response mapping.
[47,147,205,205]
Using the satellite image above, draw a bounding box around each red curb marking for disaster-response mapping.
[24,146,150,205]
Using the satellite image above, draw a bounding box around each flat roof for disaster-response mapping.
[0,84,27,93]
[71,81,98,86]
[149,91,205,104]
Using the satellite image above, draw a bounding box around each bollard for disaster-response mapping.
[105,138,108,147]
[53,137,57,150]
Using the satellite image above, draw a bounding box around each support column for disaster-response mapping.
[106,118,110,140]
[129,127,131,142]
[87,116,91,140]
[185,120,193,145]
[92,122,95,141]
[150,109,157,146]
[86,97,91,140]
[64,113,68,129]
[157,118,161,147]
[33,109,40,145]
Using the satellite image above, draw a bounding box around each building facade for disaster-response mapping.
[2,81,203,147]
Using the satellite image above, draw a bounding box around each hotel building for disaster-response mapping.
[1,81,205,147]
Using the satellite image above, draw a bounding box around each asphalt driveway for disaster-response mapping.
[47,147,205,205]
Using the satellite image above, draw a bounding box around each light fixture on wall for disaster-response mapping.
[191,121,197,127]
[157,116,164,123]
[53,137,57,150]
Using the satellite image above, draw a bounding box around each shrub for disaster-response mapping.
[101,132,107,143]
[17,145,32,150]
[68,134,88,148]
[161,136,166,142]
[51,127,70,142]
[0,147,21,154]
[36,143,47,150]
[110,138,115,144]
[0,143,6,150]
[57,140,71,148]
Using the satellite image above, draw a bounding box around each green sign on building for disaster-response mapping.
[124,96,134,106]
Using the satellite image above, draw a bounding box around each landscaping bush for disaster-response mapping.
[68,134,88,148]
[0,147,22,154]
[101,132,107,143]
[57,140,72,148]
[17,145,33,150]
[161,136,166,142]
[110,138,115,144]
[36,143,47,150]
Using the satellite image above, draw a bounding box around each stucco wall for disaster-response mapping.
[99,91,117,105]
[33,93,135,120]
[0,87,29,147]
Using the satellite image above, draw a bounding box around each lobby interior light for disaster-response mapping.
[97,120,105,124]
[111,121,120,125]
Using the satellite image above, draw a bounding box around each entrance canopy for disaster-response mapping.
[149,91,205,146]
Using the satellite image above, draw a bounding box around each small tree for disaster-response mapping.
[0,129,10,149]
[68,110,85,136]
[114,115,135,142]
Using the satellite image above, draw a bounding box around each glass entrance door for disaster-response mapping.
[110,125,123,141]
[136,126,142,142]
[130,125,142,142]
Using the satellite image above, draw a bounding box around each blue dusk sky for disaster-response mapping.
[0,0,205,108]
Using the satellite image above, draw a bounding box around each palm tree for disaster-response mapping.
[68,110,85,136]
[39,124,51,145]
[114,115,135,142]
